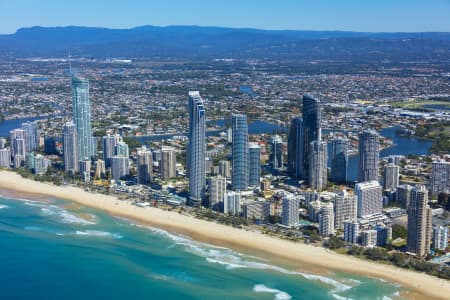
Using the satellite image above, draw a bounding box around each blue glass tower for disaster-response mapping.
[232,114,249,190]
[358,129,380,182]
[248,143,261,187]
[188,91,206,206]
[288,117,303,180]
[72,74,94,160]
[331,138,348,184]
[301,94,321,181]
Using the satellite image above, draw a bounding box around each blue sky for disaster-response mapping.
[0,0,449,34]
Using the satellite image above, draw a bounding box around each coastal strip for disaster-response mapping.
[0,170,449,300]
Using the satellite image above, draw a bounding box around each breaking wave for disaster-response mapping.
[253,284,292,300]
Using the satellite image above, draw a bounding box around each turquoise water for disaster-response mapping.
[0,194,403,300]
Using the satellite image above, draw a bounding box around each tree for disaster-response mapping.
[325,236,345,249]
[392,224,407,239]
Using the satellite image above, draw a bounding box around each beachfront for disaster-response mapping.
[0,170,449,300]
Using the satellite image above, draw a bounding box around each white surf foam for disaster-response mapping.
[253,284,292,300]
[75,230,123,239]
[39,206,96,225]
[0,204,8,209]
[136,224,352,293]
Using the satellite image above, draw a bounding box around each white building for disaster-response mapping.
[361,229,377,247]
[244,201,271,221]
[209,176,227,211]
[383,163,399,191]
[319,202,335,236]
[224,191,241,215]
[160,146,176,179]
[0,148,11,168]
[433,225,449,251]
[356,181,382,218]
[344,220,359,244]
[334,190,357,230]
[111,156,129,180]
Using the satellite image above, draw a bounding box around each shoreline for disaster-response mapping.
[0,171,449,299]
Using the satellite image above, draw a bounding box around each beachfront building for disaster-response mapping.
[160,146,176,179]
[0,148,10,168]
[62,121,78,173]
[344,220,359,244]
[72,74,94,160]
[209,176,226,211]
[244,201,271,221]
[319,202,335,236]
[358,129,380,182]
[281,197,300,227]
[407,186,432,258]
[301,94,321,181]
[111,156,129,180]
[94,159,106,179]
[356,181,382,218]
[308,139,327,190]
[334,190,357,230]
[383,163,399,191]
[287,116,303,180]
[248,143,261,187]
[331,137,348,184]
[137,146,152,184]
[433,225,449,251]
[79,158,91,182]
[232,114,249,191]
[269,135,283,170]
[430,160,450,195]
[187,91,206,206]
[102,134,117,168]
[224,191,241,215]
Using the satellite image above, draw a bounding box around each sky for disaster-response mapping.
[0,0,449,34]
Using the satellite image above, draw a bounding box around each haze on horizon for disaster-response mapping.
[0,0,450,34]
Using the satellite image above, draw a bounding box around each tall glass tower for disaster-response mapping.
[232,114,249,190]
[287,117,303,180]
[331,137,348,184]
[301,94,321,181]
[248,142,261,187]
[188,91,206,206]
[358,129,380,182]
[63,121,78,173]
[72,74,94,160]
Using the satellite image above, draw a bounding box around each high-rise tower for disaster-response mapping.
[358,129,380,182]
[72,74,94,160]
[232,114,249,191]
[187,91,206,206]
[407,186,432,258]
[301,94,321,180]
[287,117,303,180]
[62,121,78,173]
[248,142,261,187]
[331,138,348,184]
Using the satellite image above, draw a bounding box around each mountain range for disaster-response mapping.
[1,25,449,61]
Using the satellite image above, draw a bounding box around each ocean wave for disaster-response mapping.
[135,224,352,293]
[332,294,356,300]
[39,206,96,225]
[0,204,8,209]
[75,230,123,239]
[253,284,292,300]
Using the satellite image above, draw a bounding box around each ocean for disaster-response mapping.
[0,194,403,300]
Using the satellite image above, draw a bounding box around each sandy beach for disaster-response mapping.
[0,170,449,299]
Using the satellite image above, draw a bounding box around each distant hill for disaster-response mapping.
[1,25,449,61]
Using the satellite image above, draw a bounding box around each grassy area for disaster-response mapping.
[390,99,450,111]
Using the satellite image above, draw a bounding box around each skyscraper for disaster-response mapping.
[334,190,357,230]
[356,180,382,218]
[160,146,176,179]
[136,146,152,184]
[72,74,94,160]
[301,94,321,180]
[319,202,335,236]
[0,148,10,168]
[430,160,450,195]
[331,138,348,184]
[79,159,91,182]
[63,121,78,173]
[287,117,303,180]
[358,129,380,182]
[187,91,206,206]
[219,160,231,178]
[232,114,249,191]
[281,197,300,227]
[397,184,413,208]
[21,122,38,152]
[269,135,283,170]
[102,134,117,168]
[10,129,26,165]
[209,176,226,211]
[224,191,241,215]
[407,186,432,258]
[248,142,261,187]
[308,140,328,190]
[115,141,129,158]
[111,156,129,180]
[383,163,400,191]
